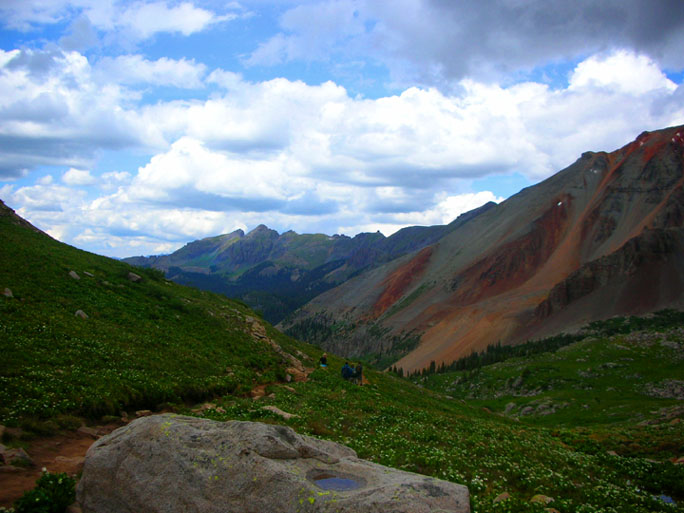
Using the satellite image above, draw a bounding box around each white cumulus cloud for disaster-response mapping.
[62,168,96,185]
[2,48,684,257]
[95,55,207,88]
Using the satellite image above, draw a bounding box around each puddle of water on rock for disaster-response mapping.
[312,473,362,491]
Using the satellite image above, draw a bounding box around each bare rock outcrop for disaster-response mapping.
[77,414,469,513]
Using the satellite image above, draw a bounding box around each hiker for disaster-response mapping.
[319,353,328,367]
[353,363,363,385]
[341,362,353,380]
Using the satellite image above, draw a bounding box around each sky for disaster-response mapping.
[1,1,684,258]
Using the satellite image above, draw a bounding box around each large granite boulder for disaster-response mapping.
[77,414,469,513]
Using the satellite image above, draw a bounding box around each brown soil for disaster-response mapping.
[0,422,123,508]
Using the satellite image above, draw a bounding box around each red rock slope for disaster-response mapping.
[282,125,684,373]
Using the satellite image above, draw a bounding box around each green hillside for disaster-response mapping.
[184,357,684,513]
[0,201,310,423]
[2,200,684,512]
[412,316,684,429]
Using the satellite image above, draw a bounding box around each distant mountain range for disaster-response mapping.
[281,124,684,372]
[126,125,684,373]
[123,202,495,323]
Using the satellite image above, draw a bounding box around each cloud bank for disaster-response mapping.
[1,1,684,257]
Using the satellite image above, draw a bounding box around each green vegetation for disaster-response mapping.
[0,207,304,424]
[190,360,684,513]
[413,320,684,428]
[12,471,75,513]
[358,330,420,369]
[2,203,684,512]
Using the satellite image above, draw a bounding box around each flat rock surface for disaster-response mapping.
[77,414,469,513]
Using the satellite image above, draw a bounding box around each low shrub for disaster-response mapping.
[13,471,75,513]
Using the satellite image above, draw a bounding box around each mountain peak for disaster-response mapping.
[248,224,278,237]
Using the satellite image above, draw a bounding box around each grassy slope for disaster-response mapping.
[0,207,311,422]
[2,204,684,512]
[414,327,684,428]
[189,359,684,513]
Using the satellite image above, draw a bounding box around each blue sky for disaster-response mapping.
[1,1,684,257]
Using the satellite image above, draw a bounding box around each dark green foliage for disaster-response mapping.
[283,312,335,345]
[14,471,75,513]
[361,332,420,369]
[167,259,349,323]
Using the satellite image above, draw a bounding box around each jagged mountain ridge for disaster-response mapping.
[123,202,496,323]
[281,125,684,372]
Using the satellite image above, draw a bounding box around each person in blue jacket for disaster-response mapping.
[341,362,353,380]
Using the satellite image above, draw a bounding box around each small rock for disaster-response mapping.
[135,410,152,418]
[530,494,554,505]
[191,403,218,414]
[607,450,618,457]
[2,447,34,467]
[504,402,516,414]
[3,288,12,298]
[77,426,99,439]
[127,272,142,283]
[69,270,81,280]
[520,406,535,416]
[285,367,307,382]
[75,310,88,319]
[262,406,298,420]
[84,271,94,277]
[493,492,510,503]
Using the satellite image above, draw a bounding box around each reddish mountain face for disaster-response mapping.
[282,125,684,373]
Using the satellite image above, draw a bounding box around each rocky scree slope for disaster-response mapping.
[282,125,684,373]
